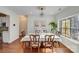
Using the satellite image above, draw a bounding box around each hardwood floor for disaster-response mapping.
[0,38,73,53]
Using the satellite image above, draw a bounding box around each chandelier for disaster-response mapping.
[37,6,45,17]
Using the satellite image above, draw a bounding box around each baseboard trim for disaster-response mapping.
[3,37,20,44]
[9,37,20,44]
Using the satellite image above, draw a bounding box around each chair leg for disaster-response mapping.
[30,47,32,52]
[38,47,40,53]
[52,46,53,52]
[44,46,46,53]
[53,42,56,48]
[45,46,46,53]
[53,42,55,47]
[52,43,53,52]
[58,42,60,47]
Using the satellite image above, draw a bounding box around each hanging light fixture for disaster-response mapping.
[37,6,45,17]
[37,6,45,10]
[40,12,44,16]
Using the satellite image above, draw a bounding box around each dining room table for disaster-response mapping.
[21,33,61,42]
[21,33,62,48]
[21,33,62,52]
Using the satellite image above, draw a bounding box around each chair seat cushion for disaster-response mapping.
[43,42,52,47]
[31,42,41,47]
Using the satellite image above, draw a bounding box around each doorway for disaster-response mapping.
[19,16,28,37]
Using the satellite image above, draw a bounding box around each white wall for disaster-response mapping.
[9,14,19,43]
[27,15,55,34]
[0,7,19,43]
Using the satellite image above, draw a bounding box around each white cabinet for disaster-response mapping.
[3,31,9,43]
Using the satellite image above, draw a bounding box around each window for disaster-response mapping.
[61,19,71,37]
[59,16,79,40]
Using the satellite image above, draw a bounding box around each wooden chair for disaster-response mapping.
[53,31,61,47]
[19,31,25,37]
[22,41,30,53]
[53,41,60,48]
[30,34,40,52]
[43,35,55,53]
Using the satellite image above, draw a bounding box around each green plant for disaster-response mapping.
[49,21,57,32]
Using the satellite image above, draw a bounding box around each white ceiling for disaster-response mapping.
[5,6,67,16]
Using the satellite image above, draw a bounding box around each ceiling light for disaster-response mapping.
[37,6,45,17]
[58,8,62,11]
[40,12,44,16]
[37,6,46,10]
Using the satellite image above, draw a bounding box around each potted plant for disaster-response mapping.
[49,21,57,33]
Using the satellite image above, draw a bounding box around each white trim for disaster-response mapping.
[8,37,19,43]
[58,13,79,21]
[60,35,79,53]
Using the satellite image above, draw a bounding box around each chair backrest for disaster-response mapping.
[35,30,40,34]
[30,34,40,42]
[45,35,55,42]
[30,34,35,42]
[56,31,61,36]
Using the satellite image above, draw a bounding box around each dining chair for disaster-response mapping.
[43,35,55,53]
[53,41,60,48]
[22,41,30,53]
[30,34,40,52]
[53,31,61,47]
